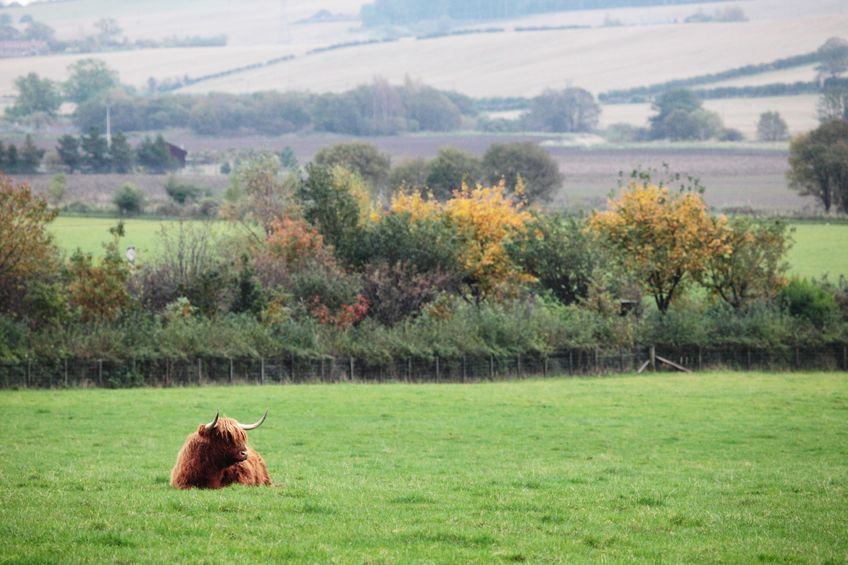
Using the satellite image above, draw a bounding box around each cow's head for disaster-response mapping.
[196,410,267,468]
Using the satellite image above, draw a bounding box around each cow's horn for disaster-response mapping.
[238,409,268,430]
[204,410,220,430]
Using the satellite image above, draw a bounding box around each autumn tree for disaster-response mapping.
[787,119,848,212]
[0,175,61,321]
[222,154,297,238]
[588,183,727,313]
[699,217,791,311]
[443,181,533,301]
[66,223,131,324]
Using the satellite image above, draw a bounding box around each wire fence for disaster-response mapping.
[1,344,846,389]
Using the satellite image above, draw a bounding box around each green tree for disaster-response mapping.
[64,59,120,105]
[787,119,848,212]
[109,131,133,173]
[425,146,481,201]
[313,142,391,191]
[5,144,19,172]
[112,183,146,216]
[649,89,704,139]
[524,87,600,132]
[135,134,175,174]
[700,218,792,311]
[23,20,55,42]
[5,73,62,118]
[818,80,848,123]
[94,17,122,45]
[48,173,66,207]
[507,213,600,306]
[481,142,563,204]
[757,111,789,142]
[56,134,82,172]
[80,128,110,173]
[388,157,429,191]
[18,135,44,173]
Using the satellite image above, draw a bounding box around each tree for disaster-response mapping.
[18,135,45,173]
[64,59,120,105]
[135,134,175,174]
[507,213,599,306]
[56,135,82,172]
[0,175,60,319]
[699,217,791,311]
[48,173,66,207]
[5,73,62,118]
[403,83,462,132]
[787,119,848,213]
[524,87,600,132]
[313,142,391,191]
[222,154,297,237]
[481,142,563,204]
[818,80,848,123]
[23,20,55,42]
[757,111,789,142]
[66,224,131,324]
[388,157,429,191]
[588,183,728,313]
[109,131,133,173]
[112,183,146,216]
[443,181,533,300]
[94,17,122,45]
[649,89,706,139]
[80,128,110,173]
[425,146,482,201]
[816,37,848,80]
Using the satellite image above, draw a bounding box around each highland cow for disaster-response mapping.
[170,410,272,489]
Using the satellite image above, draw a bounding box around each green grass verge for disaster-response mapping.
[1,373,846,563]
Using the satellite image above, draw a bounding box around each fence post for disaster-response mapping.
[489,355,494,380]
[844,345,847,371]
[98,359,103,387]
[349,356,354,381]
[746,348,752,371]
[698,347,702,372]
[795,346,800,370]
[64,358,68,387]
[197,358,202,385]
[462,355,467,382]
[594,348,599,374]
[290,354,295,383]
[569,350,574,375]
[229,358,234,384]
[619,349,624,373]
[543,355,548,378]
[260,358,265,384]
[435,355,440,381]
[407,358,412,382]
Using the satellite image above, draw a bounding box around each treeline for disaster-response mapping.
[600,51,819,103]
[2,159,847,374]
[74,81,600,137]
[0,135,45,174]
[361,0,712,26]
[54,130,179,174]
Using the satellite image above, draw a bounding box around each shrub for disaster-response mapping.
[112,183,146,215]
[780,278,841,329]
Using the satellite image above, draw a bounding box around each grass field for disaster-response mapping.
[788,223,848,280]
[49,217,241,259]
[0,373,846,562]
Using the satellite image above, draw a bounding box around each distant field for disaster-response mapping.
[1,374,846,562]
[600,95,821,139]
[177,17,847,98]
[787,223,848,280]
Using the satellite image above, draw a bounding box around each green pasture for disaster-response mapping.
[1,373,846,563]
[787,223,848,280]
[49,217,242,260]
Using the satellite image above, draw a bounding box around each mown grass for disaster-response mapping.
[1,373,846,563]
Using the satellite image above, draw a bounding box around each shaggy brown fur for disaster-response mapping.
[170,416,271,489]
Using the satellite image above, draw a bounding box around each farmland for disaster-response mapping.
[1,373,846,562]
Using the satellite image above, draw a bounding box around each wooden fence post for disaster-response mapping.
[569,350,574,375]
[349,357,354,381]
[197,358,202,385]
[543,355,548,378]
[435,355,440,381]
[229,358,234,384]
[462,355,467,382]
[649,346,656,372]
[64,358,68,387]
[489,355,494,380]
[260,357,265,384]
[98,358,103,387]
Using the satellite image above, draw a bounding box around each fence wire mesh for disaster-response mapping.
[1,344,846,388]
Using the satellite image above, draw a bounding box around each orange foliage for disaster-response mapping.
[588,183,729,312]
[444,181,534,298]
[265,217,329,270]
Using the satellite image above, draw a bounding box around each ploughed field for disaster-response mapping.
[1,373,846,563]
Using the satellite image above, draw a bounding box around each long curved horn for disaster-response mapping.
[204,410,220,430]
[238,409,268,430]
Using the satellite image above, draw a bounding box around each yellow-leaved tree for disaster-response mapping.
[443,181,533,300]
[588,183,729,313]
